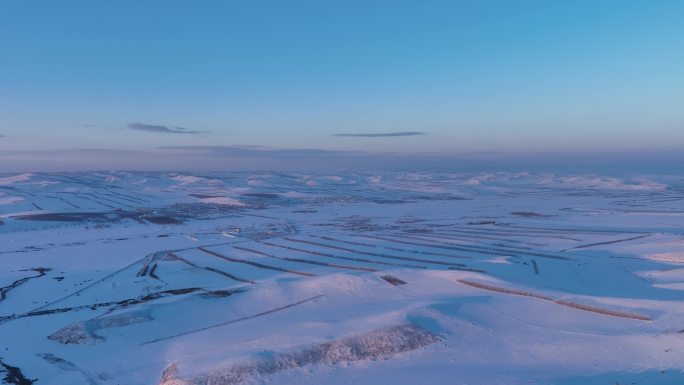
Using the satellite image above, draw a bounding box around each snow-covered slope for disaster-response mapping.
[1,171,683,385]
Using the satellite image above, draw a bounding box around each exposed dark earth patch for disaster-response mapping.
[11,203,244,226]
[381,275,407,286]
[0,268,51,303]
[15,213,110,222]
[143,216,183,225]
[166,253,256,284]
[189,194,221,199]
[0,287,244,325]
[510,211,553,218]
[0,359,36,385]
[197,247,315,277]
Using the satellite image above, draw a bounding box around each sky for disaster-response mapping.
[1,0,683,171]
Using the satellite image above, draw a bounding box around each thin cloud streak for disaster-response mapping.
[128,123,205,135]
[333,132,426,137]
[160,145,356,157]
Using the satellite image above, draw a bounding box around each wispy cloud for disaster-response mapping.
[160,145,355,157]
[333,131,426,137]
[128,123,206,135]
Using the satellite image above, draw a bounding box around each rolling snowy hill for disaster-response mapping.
[1,171,683,385]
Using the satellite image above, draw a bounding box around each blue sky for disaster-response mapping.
[1,0,683,170]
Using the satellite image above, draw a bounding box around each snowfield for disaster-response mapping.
[1,171,683,385]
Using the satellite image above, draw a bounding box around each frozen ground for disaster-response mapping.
[1,171,683,385]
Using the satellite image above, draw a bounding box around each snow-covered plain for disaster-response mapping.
[1,171,683,385]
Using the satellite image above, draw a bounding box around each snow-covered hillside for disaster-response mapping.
[1,171,683,385]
